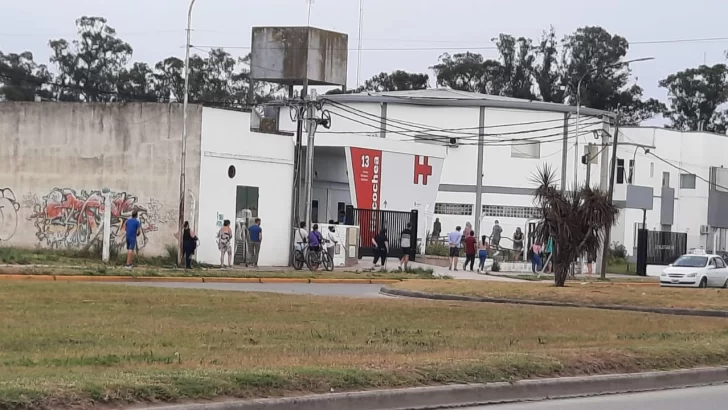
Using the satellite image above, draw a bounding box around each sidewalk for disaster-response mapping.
[357,257,523,282]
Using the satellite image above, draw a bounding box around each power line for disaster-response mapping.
[326,109,601,147]
[324,100,603,141]
[646,151,728,192]
[190,35,728,52]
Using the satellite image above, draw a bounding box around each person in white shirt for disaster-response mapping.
[295,221,308,251]
[325,223,338,262]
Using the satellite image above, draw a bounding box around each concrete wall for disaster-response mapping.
[0,102,201,256]
[197,108,294,266]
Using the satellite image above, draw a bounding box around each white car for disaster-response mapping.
[660,251,728,288]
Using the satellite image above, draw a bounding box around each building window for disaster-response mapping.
[311,200,319,223]
[662,172,670,188]
[482,205,540,219]
[511,142,541,159]
[650,162,655,178]
[617,159,625,184]
[680,173,696,190]
[434,203,473,216]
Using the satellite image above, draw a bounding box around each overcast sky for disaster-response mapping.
[3,0,728,103]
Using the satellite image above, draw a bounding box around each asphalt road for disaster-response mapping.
[117,282,385,298]
[463,385,728,409]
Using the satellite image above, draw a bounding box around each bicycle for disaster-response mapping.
[293,244,307,271]
[306,243,334,271]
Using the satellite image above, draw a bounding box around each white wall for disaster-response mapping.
[616,127,728,254]
[0,102,201,256]
[197,108,294,266]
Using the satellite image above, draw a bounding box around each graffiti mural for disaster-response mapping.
[27,188,157,250]
[0,188,20,242]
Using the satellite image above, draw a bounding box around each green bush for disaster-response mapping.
[425,241,449,257]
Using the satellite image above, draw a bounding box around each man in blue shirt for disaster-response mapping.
[124,211,141,268]
[247,218,263,267]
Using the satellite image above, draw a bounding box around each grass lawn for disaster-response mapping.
[4,283,728,409]
[0,247,439,280]
[392,280,728,311]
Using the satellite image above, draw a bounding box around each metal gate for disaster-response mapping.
[345,207,418,260]
[646,230,687,265]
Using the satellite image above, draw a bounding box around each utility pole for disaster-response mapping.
[560,113,569,193]
[474,106,485,237]
[585,143,593,187]
[303,92,318,231]
[178,0,197,267]
[595,116,612,276]
[600,114,621,280]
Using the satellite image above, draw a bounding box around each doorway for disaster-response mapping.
[234,186,259,265]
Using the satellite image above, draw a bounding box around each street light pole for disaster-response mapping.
[573,57,654,189]
[178,0,197,266]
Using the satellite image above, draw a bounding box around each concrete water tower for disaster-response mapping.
[249,26,349,99]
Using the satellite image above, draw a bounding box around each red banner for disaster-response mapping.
[350,147,383,210]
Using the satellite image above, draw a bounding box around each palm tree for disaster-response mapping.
[532,165,618,286]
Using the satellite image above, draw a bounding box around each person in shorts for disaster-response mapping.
[124,210,141,268]
[399,223,413,271]
[448,226,463,271]
[217,220,233,267]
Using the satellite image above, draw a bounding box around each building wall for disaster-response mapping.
[197,108,294,266]
[0,102,201,255]
[616,127,728,254]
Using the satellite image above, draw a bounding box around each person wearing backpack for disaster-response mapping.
[399,223,413,271]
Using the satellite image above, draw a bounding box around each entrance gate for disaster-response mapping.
[346,207,418,260]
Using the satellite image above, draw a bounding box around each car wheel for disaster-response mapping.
[699,277,708,288]
[723,278,728,289]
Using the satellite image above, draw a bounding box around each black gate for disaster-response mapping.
[346,206,418,260]
[645,230,687,265]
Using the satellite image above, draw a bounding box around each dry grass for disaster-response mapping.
[3,282,728,409]
[392,280,728,311]
[0,265,436,281]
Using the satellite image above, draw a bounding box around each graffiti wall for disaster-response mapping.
[22,188,160,250]
[0,102,203,256]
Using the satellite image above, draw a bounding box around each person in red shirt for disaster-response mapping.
[463,231,477,271]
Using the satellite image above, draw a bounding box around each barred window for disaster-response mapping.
[435,203,473,216]
[482,205,540,219]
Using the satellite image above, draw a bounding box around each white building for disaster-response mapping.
[3,92,725,267]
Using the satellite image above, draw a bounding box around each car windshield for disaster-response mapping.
[672,255,708,268]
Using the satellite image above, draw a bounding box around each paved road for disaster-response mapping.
[118,282,385,298]
[463,385,728,409]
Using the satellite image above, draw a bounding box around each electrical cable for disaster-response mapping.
[324,100,603,141]
[327,109,601,147]
[323,99,598,136]
[646,151,728,192]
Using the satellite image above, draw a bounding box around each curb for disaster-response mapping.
[140,366,728,410]
[0,274,400,285]
[380,286,728,318]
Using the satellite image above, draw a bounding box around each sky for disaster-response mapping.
[3,0,728,106]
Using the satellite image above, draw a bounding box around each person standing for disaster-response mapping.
[217,220,233,268]
[295,221,308,251]
[447,226,463,271]
[513,227,524,256]
[123,210,141,269]
[463,230,477,271]
[531,241,543,274]
[399,223,413,271]
[248,218,263,267]
[324,223,338,263]
[175,221,198,269]
[372,228,389,270]
[478,235,489,273]
[432,218,442,239]
[490,220,503,255]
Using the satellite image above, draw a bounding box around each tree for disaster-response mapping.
[533,27,565,103]
[116,62,157,102]
[532,166,618,287]
[49,16,133,101]
[659,64,728,133]
[363,70,429,92]
[430,52,502,94]
[493,34,537,100]
[561,26,663,122]
[0,51,53,101]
